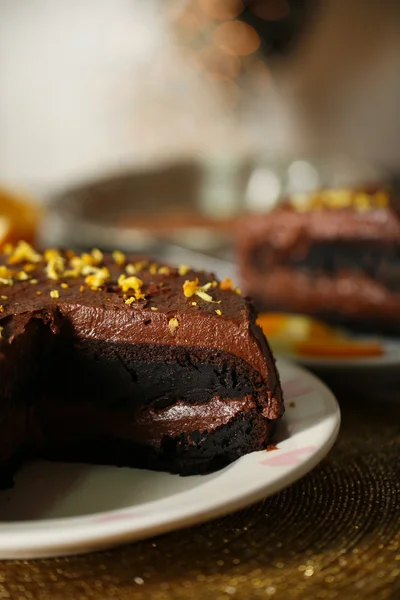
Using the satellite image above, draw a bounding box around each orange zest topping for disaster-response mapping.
[0,266,14,286]
[168,317,179,335]
[16,271,29,281]
[85,267,110,290]
[118,275,144,299]
[257,312,384,359]
[178,265,190,276]
[45,249,65,280]
[112,250,125,265]
[158,266,170,275]
[183,278,215,302]
[126,264,136,275]
[7,241,42,265]
[220,277,233,291]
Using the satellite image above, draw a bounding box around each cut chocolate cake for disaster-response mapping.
[0,242,283,486]
[238,189,400,333]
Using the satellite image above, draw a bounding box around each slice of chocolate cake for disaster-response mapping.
[238,189,400,333]
[0,242,283,486]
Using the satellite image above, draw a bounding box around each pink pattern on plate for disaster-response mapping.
[95,511,137,523]
[283,378,314,399]
[260,446,317,467]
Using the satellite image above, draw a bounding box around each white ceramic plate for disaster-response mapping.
[0,359,340,559]
[278,337,400,370]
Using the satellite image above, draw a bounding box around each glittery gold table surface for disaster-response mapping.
[0,369,399,600]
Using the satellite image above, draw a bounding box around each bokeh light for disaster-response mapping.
[197,0,244,20]
[247,0,290,21]
[197,45,242,80]
[213,20,260,56]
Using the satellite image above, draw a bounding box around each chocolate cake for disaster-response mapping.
[238,189,400,333]
[0,242,283,486]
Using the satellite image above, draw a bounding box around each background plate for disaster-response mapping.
[280,338,400,370]
[0,359,340,559]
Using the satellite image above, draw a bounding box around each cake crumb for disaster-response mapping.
[191,301,197,306]
[125,297,135,305]
[178,265,190,276]
[60,283,69,289]
[79,285,85,292]
[1,295,7,300]
[151,306,158,311]
[266,443,278,452]
[36,291,42,296]
[29,279,38,284]
[215,309,222,316]
[50,290,59,299]
[168,317,179,335]
[235,287,242,295]
[0,305,4,313]
[112,250,126,265]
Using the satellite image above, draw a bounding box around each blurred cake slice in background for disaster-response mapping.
[0,187,40,246]
[238,189,400,334]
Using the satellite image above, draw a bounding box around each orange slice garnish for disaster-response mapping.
[0,187,41,246]
[257,312,384,358]
[295,339,383,358]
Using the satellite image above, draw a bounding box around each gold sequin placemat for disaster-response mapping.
[0,376,399,600]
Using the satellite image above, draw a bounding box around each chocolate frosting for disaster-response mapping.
[242,268,400,318]
[238,205,400,251]
[0,252,282,404]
